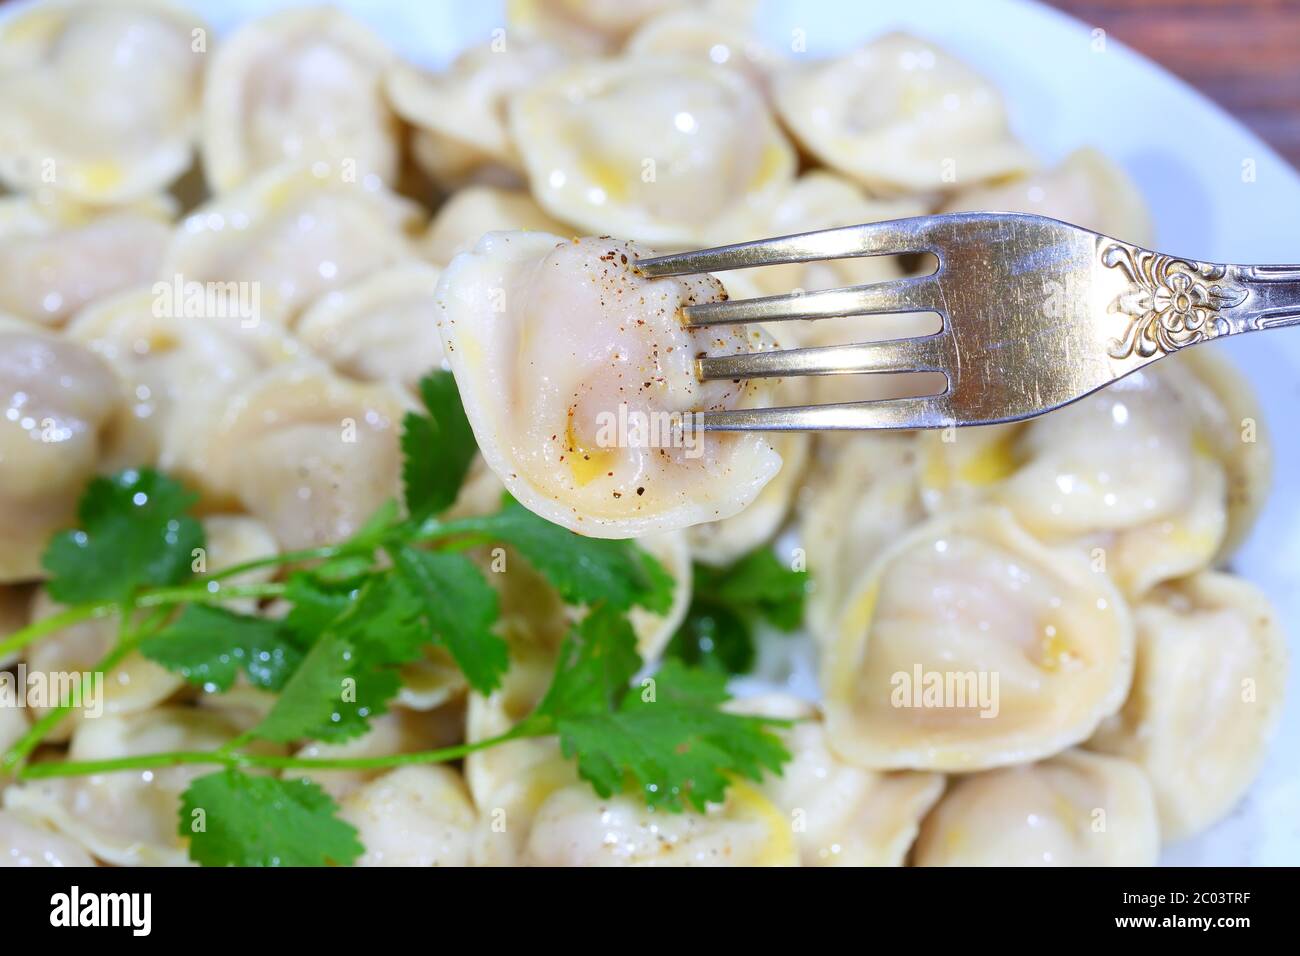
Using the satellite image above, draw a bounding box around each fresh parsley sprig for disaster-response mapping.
[0,370,794,866]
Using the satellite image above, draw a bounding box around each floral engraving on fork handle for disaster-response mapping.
[1100,243,1248,358]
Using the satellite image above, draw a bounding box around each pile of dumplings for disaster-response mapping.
[0,0,1286,867]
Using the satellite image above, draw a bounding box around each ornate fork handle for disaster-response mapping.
[1101,241,1300,359]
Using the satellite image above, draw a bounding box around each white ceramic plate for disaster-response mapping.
[26,0,1300,865]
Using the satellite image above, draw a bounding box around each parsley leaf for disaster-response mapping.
[180,770,362,866]
[664,601,754,674]
[666,549,809,674]
[444,498,674,613]
[42,468,204,604]
[701,549,807,631]
[139,605,305,692]
[390,546,506,694]
[254,573,434,743]
[254,630,399,743]
[535,606,789,812]
[401,371,477,520]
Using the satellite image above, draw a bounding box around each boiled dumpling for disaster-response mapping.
[436,232,782,538]
[1089,572,1286,840]
[0,194,171,327]
[799,433,926,639]
[340,766,478,867]
[0,0,207,203]
[201,8,400,193]
[773,32,1034,195]
[66,287,303,504]
[942,147,1154,247]
[207,367,412,550]
[913,750,1159,866]
[421,186,572,266]
[293,263,446,391]
[386,39,564,189]
[625,4,785,88]
[824,507,1134,771]
[161,162,423,329]
[917,360,1244,597]
[4,706,285,866]
[0,810,94,867]
[0,319,122,581]
[738,695,943,866]
[509,0,687,53]
[510,59,795,244]
[523,780,798,866]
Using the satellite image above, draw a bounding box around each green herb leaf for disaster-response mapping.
[537,606,789,813]
[664,601,754,674]
[391,546,506,693]
[446,498,674,613]
[42,468,204,604]
[701,549,807,632]
[254,630,399,743]
[254,574,430,743]
[401,371,477,520]
[139,605,305,692]
[180,770,362,866]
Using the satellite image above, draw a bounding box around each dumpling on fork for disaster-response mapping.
[435,232,782,538]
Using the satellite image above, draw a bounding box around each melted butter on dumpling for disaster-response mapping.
[510,59,795,244]
[202,7,400,193]
[773,32,1034,195]
[436,232,782,538]
[824,507,1134,771]
[918,361,1241,597]
[0,0,207,204]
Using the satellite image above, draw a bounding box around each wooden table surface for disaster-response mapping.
[1048,0,1300,169]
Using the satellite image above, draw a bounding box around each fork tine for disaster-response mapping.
[635,217,944,278]
[684,276,940,326]
[699,337,946,380]
[693,395,952,431]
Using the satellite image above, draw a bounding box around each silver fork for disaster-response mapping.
[635,212,1300,430]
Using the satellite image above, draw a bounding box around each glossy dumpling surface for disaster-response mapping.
[773,32,1034,194]
[1089,572,1286,840]
[0,320,121,581]
[202,8,400,193]
[207,367,413,550]
[340,766,479,867]
[0,195,171,327]
[739,695,943,866]
[293,262,446,391]
[436,231,782,538]
[161,162,423,329]
[0,810,95,867]
[913,750,1159,866]
[824,507,1134,770]
[386,39,564,189]
[66,288,302,504]
[523,781,798,866]
[510,59,795,244]
[0,0,206,203]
